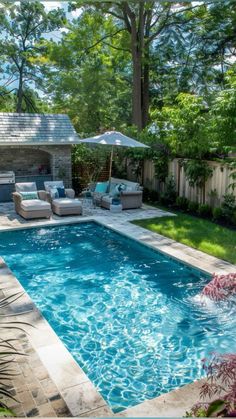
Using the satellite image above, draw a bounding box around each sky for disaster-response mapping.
[42,1,81,19]
[0,1,82,92]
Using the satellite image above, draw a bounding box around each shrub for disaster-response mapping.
[232,210,236,226]
[222,193,236,223]
[176,196,189,210]
[149,189,159,203]
[188,201,199,214]
[143,187,151,202]
[160,176,177,205]
[143,188,159,203]
[198,204,212,218]
[212,207,224,222]
[186,353,236,417]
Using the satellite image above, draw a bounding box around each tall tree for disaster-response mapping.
[70,1,211,130]
[45,11,131,133]
[0,0,65,112]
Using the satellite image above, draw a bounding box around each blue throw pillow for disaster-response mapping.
[57,187,66,198]
[20,191,39,200]
[115,183,126,194]
[95,182,108,193]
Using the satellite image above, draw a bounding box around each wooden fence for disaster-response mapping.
[142,158,236,206]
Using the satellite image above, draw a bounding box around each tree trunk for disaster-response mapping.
[121,2,152,130]
[16,70,23,113]
[142,49,149,127]
[131,30,142,130]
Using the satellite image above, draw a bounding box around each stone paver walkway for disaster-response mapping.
[0,201,171,230]
[0,330,71,417]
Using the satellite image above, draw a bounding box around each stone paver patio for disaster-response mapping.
[0,201,171,229]
[0,202,235,417]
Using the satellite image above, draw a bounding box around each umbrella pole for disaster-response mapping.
[108,146,114,193]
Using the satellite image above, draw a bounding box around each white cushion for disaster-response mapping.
[52,198,82,209]
[21,199,51,211]
[50,187,59,199]
[15,182,37,193]
[44,181,64,192]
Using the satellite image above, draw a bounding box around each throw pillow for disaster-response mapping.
[57,186,66,198]
[49,187,59,199]
[115,183,126,194]
[20,191,39,200]
[110,184,118,197]
[95,182,108,193]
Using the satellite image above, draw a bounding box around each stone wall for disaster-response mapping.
[0,145,72,187]
[0,147,50,175]
[45,145,72,188]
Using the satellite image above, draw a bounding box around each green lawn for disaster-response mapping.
[132,211,236,265]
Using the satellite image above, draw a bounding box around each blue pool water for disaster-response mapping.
[0,222,235,412]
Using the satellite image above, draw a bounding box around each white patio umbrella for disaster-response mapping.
[79,131,149,191]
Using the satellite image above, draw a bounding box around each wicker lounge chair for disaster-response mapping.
[13,182,52,219]
[44,181,82,216]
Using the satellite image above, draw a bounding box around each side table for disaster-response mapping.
[110,204,122,213]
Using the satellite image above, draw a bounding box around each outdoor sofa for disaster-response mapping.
[44,181,82,216]
[13,182,52,220]
[91,177,143,210]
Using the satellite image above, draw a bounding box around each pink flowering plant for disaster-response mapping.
[186,273,236,417]
[186,354,236,417]
[201,273,236,301]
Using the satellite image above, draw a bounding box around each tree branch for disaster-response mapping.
[82,28,126,55]
[103,41,130,52]
[106,9,125,21]
[0,88,17,97]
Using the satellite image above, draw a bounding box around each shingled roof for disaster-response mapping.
[0,113,80,145]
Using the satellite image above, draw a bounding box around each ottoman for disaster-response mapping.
[52,198,82,216]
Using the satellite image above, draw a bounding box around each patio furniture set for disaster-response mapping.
[12,178,143,220]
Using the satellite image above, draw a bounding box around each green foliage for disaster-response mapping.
[159,176,177,205]
[185,400,227,418]
[198,204,212,218]
[212,207,224,222]
[187,201,199,214]
[45,9,131,132]
[228,160,236,191]
[207,67,236,150]
[143,188,159,204]
[185,406,208,417]
[184,160,213,194]
[0,407,15,417]
[152,143,170,183]
[153,93,210,159]
[72,144,110,189]
[222,193,236,224]
[0,0,65,112]
[176,196,189,211]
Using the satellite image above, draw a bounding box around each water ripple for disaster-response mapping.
[0,222,235,413]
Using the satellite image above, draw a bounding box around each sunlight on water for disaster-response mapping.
[0,222,235,412]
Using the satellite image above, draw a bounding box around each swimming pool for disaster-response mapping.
[0,222,235,412]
